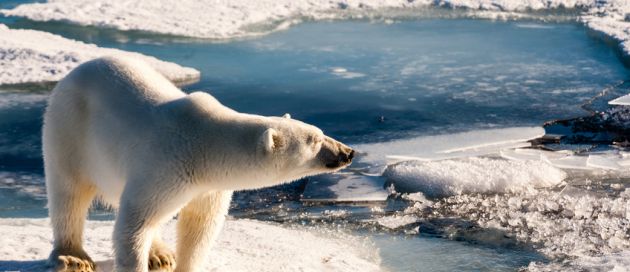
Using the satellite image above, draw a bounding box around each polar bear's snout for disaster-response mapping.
[319,136,354,169]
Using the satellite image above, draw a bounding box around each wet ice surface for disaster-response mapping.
[2,10,630,271]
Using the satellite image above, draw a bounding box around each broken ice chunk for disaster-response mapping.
[586,155,622,170]
[609,94,630,105]
[355,127,544,167]
[543,155,590,170]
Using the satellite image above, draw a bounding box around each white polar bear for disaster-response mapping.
[43,56,354,272]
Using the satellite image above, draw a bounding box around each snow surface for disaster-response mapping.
[0,0,594,39]
[2,0,628,58]
[0,218,381,272]
[383,157,566,197]
[0,24,199,85]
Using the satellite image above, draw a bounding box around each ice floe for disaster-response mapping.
[0,24,199,85]
[0,218,381,272]
[354,126,544,171]
[383,157,566,197]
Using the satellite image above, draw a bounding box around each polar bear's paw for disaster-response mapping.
[148,243,176,271]
[54,255,96,272]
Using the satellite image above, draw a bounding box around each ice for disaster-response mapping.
[424,188,630,271]
[587,154,622,170]
[0,218,381,271]
[500,148,570,162]
[383,157,566,197]
[301,173,389,202]
[354,127,543,170]
[544,155,591,170]
[499,149,624,171]
[609,94,630,105]
[0,24,199,85]
[330,67,366,79]
[387,141,531,164]
[3,0,628,58]
[376,214,420,229]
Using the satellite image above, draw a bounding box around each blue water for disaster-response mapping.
[1,4,629,271]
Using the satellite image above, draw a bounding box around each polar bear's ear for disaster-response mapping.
[261,128,279,153]
[282,113,291,119]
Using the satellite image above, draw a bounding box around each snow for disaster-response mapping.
[0,0,596,40]
[0,24,200,85]
[0,218,381,272]
[2,0,628,58]
[383,157,566,197]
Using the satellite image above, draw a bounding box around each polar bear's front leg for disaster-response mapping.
[113,181,193,272]
[175,190,233,272]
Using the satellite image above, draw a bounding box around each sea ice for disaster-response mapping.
[0,24,199,85]
[428,188,630,271]
[354,126,543,170]
[3,0,628,59]
[0,218,381,272]
[609,94,630,105]
[586,154,623,170]
[383,157,566,197]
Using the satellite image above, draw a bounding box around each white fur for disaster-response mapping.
[43,56,353,272]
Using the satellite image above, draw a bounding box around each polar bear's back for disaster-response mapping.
[43,56,188,204]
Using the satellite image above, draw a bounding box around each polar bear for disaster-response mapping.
[43,56,354,272]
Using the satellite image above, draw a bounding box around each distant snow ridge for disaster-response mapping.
[0,24,199,85]
[2,0,629,57]
[384,157,566,197]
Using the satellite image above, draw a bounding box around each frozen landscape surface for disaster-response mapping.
[0,218,380,272]
[2,0,629,57]
[0,24,199,85]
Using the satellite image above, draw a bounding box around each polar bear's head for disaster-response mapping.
[256,114,354,183]
[176,92,354,189]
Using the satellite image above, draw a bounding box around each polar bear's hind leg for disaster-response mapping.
[47,171,97,272]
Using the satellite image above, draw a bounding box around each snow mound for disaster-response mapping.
[384,157,566,197]
[0,24,200,85]
[0,218,381,272]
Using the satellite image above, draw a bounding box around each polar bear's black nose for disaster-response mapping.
[338,149,354,164]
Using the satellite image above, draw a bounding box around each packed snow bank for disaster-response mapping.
[0,24,199,85]
[0,218,381,272]
[384,157,566,197]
